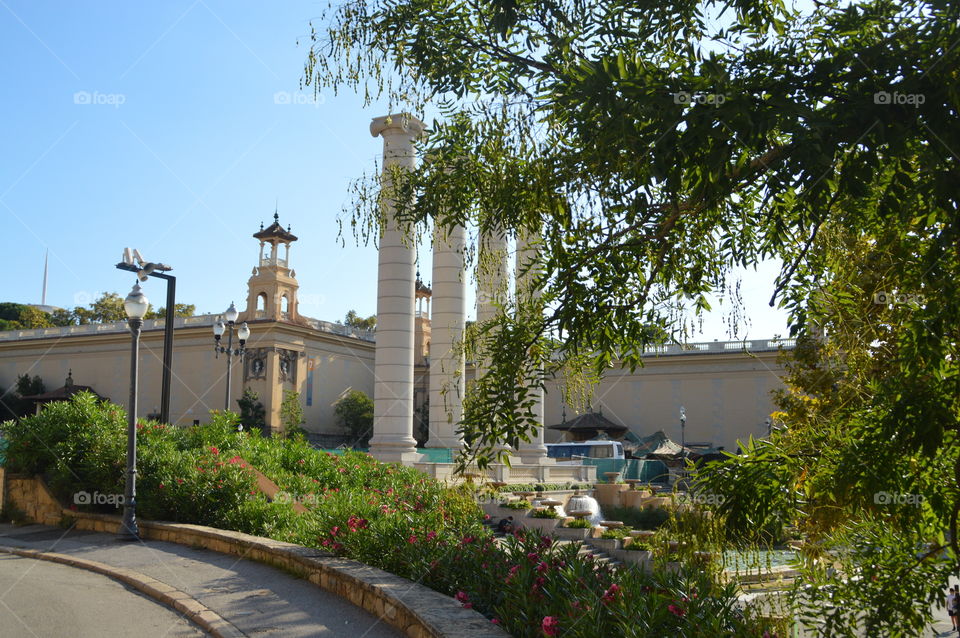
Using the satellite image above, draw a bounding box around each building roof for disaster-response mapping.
[253,213,298,242]
[22,371,107,403]
[547,410,629,438]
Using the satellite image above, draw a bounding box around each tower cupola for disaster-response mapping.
[243,211,301,322]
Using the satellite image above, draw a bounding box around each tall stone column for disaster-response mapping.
[476,228,511,459]
[515,231,551,464]
[369,114,424,463]
[426,223,467,449]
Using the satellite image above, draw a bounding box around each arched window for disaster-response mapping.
[281,295,289,316]
[257,293,267,312]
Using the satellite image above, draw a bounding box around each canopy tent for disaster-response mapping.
[631,430,725,462]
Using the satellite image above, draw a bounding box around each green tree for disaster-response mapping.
[343,310,376,331]
[236,388,267,433]
[306,0,960,631]
[279,390,306,439]
[144,303,196,320]
[334,390,374,447]
[0,303,52,329]
[2,374,46,418]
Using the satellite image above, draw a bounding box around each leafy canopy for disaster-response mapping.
[306,0,959,631]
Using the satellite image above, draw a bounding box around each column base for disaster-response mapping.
[518,453,555,465]
[369,439,422,464]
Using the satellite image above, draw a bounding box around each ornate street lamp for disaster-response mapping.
[213,302,250,411]
[121,282,149,540]
[679,405,687,455]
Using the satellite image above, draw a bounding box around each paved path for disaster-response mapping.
[0,523,404,638]
[0,553,206,637]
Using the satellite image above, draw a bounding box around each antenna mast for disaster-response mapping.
[41,249,48,306]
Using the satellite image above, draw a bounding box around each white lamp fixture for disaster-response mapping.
[124,283,149,319]
[224,302,239,324]
[213,318,226,338]
[237,322,250,342]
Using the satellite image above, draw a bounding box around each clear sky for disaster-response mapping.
[0,0,789,342]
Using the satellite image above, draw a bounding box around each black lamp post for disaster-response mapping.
[766,417,772,437]
[679,405,687,455]
[121,282,149,540]
[116,250,175,424]
[213,302,250,411]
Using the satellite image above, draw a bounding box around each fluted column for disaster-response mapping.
[369,114,424,463]
[515,231,551,464]
[476,228,511,459]
[426,223,467,448]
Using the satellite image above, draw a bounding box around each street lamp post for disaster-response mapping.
[213,302,250,411]
[765,417,772,437]
[116,250,175,424]
[679,405,687,455]
[122,283,149,540]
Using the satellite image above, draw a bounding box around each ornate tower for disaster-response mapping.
[243,212,301,323]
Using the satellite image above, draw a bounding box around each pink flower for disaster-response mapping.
[491,618,500,625]
[602,583,622,604]
[541,616,560,636]
[455,591,469,604]
[158,483,165,489]
[537,562,548,573]
[668,603,685,617]
[229,456,242,464]
[426,531,437,540]
[408,534,418,544]
[210,446,219,456]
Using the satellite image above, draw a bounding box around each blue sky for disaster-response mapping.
[0,0,788,341]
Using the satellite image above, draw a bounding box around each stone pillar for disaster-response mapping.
[369,114,424,463]
[476,228,511,459]
[426,223,467,448]
[515,232,551,464]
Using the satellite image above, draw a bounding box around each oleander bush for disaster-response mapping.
[0,393,775,637]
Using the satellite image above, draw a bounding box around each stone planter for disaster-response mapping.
[620,490,646,509]
[554,526,591,541]
[589,537,621,553]
[522,516,561,535]
[594,482,627,507]
[614,548,652,565]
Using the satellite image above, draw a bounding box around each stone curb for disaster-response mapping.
[0,544,246,638]
[62,511,508,638]
[4,474,508,638]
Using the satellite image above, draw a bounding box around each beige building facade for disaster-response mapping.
[542,340,793,453]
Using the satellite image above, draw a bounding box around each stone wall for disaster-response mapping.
[4,473,64,526]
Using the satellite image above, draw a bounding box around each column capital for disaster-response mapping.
[370,113,426,139]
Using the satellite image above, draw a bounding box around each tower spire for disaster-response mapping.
[41,249,49,306]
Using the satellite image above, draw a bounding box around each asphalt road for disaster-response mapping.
[0,553,207,637]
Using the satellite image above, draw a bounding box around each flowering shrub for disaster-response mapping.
[1,394,772,637]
